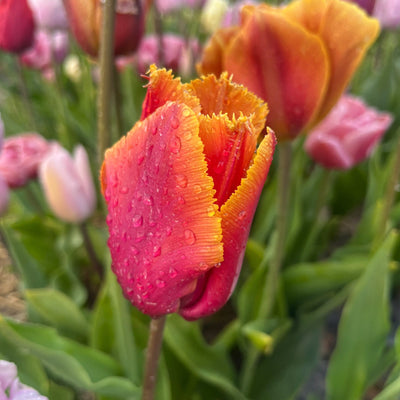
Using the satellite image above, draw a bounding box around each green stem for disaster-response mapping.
[113,64,124,139]
[97,0,116,166]
[241,142,293,394]
[375,128,400,247]
[142,316,167,400]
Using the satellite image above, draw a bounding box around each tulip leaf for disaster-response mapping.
[0,316,140,398]
[24,288,90,341]
[164,315,247,400]
[249,321,322,400]
[326,231,395,400]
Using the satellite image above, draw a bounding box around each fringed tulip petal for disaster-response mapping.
[223,7,329,139]
[188,72,268,134]
[102,102,223,317]
[180,129,276,320]
[141,65,201,120]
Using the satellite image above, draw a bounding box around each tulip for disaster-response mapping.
[198,0,380,141]
[373,0,400,29]
[0,133,51,188]
[156,0,205,13]
[63,0,144,57]
[134,34,200,75]
[200,0,229,33]
[344,0,376,14]
[0,0,35,53]
[0,360,48,400]
[101,66,276,320]
[39,145,96,223]
[304,94,393,170]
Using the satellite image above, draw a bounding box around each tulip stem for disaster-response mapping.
[152,0,165,68]
[97,0,116,166]
[142,316,166,400]
[240,142,292,395]
[375,128,400,247]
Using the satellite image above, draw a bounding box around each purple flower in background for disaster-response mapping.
[156,0,205,13]
[0,133,51,188]
[27,0,68,31]
[39,144,96,223]
[344,0,376,14]
[304,94,393,170]
[0,360,48,400]
[221,1,258,27]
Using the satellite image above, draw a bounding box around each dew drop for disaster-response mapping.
[136,283,144,292]
[136,230,145,242]
[132,214,143,227]
[143,195,154,206]
[184,229,196,245]
[120,186,128,194]
[193,184,202,194]
[171,117,180,129]
[166,226,172,236]
[175,174,188,188]
[182,109,191,117]
[137,154,145,165]
[169,268,178,278]
[113,197,119,207]
[238,211,247,221]
[156,279,166,288]
[131,245,139,255]
[106,215,112,225]
[143,257,151,266]
[170,136,181,154]
[177,195,185,205]
[123,258,129,267]
[214,161,225,174]
[152,126,157,135]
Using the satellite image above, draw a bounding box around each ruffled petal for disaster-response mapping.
[140,65,200,120]
[180,129,276,320]
[223,6,329,139]
[102,102,223,317]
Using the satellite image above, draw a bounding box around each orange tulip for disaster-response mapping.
[101,66,276,319]
[63,0,144,57]
[198,0,380,141]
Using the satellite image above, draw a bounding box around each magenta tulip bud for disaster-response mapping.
[373,0,400,29]
[305,95,393,170]
[0,360,48,400]
[0,133,51,188]
[39,144,96,223]
[27,0,68,31]
[20,30,52,70]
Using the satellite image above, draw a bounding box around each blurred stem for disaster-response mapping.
[97,0,116,166]
[113,65,124,139]
[79,222,104,281]
[142,316,166,400]
[16,59,37,130]
[375,129,400,247]
[152,0,164,67]
[241,142,292,394]
[299,169,333,261]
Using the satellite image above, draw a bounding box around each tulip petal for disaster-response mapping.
[187,72,268,134]
[285,0,380,121]
[140,65,200,120]
[180,129,276,320]
[223,6,329,139]
[102,102,223,317]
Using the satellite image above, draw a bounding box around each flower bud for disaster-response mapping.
[39,144,96,223]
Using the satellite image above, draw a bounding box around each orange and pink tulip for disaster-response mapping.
[101,66,276,320]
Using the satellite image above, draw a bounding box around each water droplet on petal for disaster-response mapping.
[143,195,154,206]
[182,109,191,117]
[175,174,188,188]
[193,184,202,194]
[170,136,181,154]
[184,229,196,245]
[178,196,185,205]
[171,117,180,129]
[106,215,112,225]
[169,268,178,278]
[136,230,145,242]
[156,279,166,288]
[152,126,157,135]
[153,245,161,257]
[132,214,143,227]
[238,211,247,221]
[166,226,172,236]
[137,154,145,165]
[214,161,225,174]
[143,257,151,266]
[131,245,139,255]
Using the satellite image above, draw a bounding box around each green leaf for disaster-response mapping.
[250,321,322,400]
[326,231,395,400]
[0,316,140,398]
[164,315,247,400]
[24,288,90,341]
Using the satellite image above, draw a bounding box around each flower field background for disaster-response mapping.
[0,0,400,399]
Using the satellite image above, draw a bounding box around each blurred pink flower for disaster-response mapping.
[221,1,258,27]
[305,94,393,170]
[0,175,9,216]
[136,34,200,75]
[373,0,400,28]
[156,0,205,13]
[39,144,96,223]
[0,360,48,400]
[0,133,51,188]
[344,0,376,14]
[0,113,4,151]
[27,0,68,30]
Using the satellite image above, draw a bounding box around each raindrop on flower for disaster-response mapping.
[184,229,196,245]
[132,214,143,227]
[175,174,188,188]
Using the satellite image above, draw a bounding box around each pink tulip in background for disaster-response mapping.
[373,0,400,29]
[305,94,393,170]
[156,0,205,13]
[135,34,200,75]
[0,133,51,188]
[27,0,68,31]
[39,144,96,223]
[0,360,48,400]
